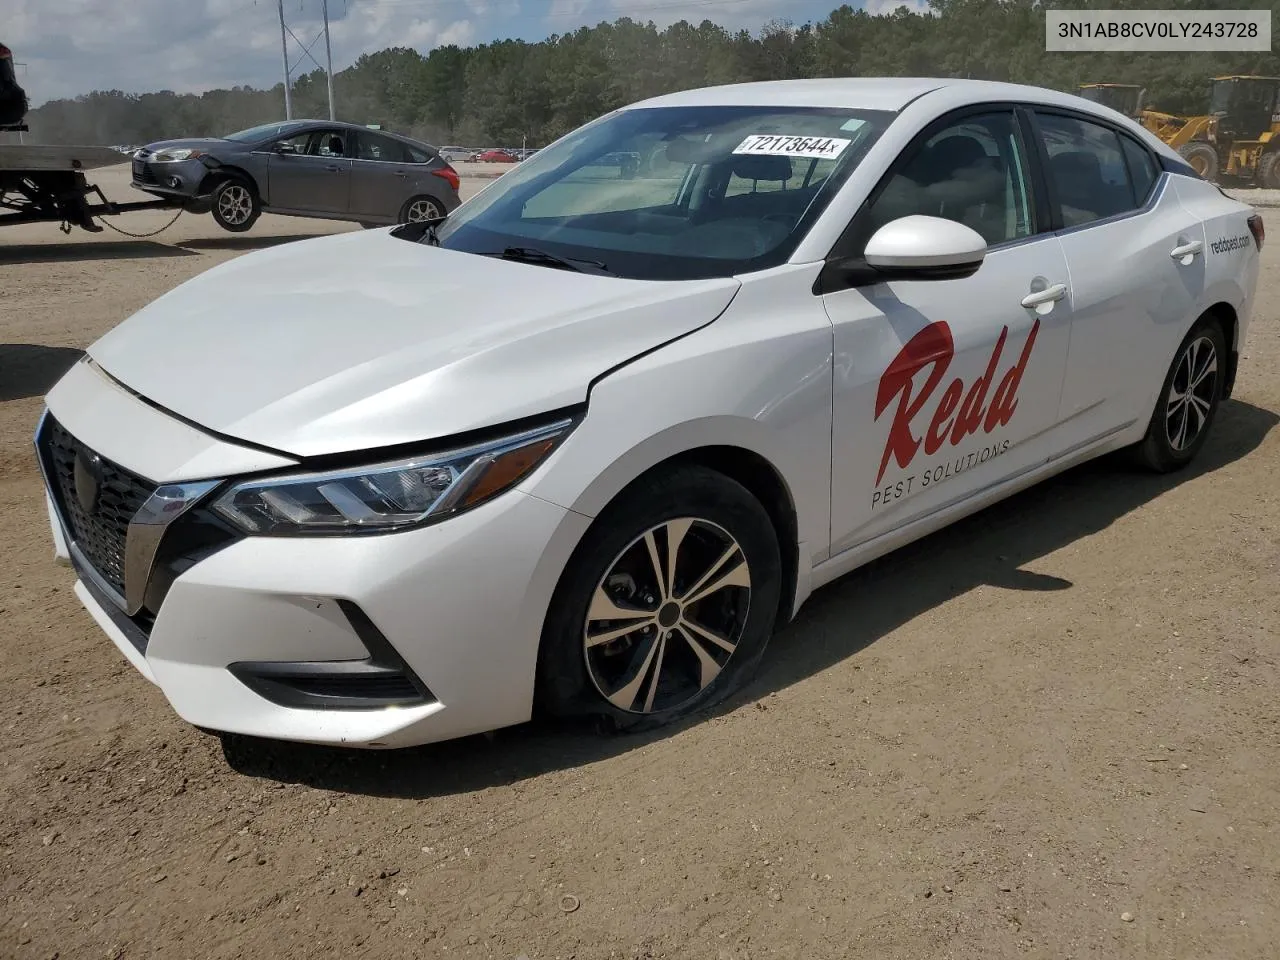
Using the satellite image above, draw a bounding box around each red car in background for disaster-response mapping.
[477,149,518,163]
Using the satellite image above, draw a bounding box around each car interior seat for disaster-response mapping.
[1050,149,1129,226]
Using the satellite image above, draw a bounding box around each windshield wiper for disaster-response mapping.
[486,246,613,275]
[420,215,445,246]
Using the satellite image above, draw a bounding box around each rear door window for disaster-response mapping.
[1035,112,1139,227]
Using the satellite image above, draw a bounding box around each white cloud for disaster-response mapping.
[603,0,788,32]
[7,0,484,104]
[863,0,933,16]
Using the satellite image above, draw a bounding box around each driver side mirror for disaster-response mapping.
[817,215,987,293]
[273,141,297,155]
[863,215,987,281]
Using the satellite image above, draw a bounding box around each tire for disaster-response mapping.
[1133,315,1226,472]
[1258,151,1280,189]
[211,177,260,232]
[536,465,782,733]
[399,195,444,223]
[1178,142,1219,182]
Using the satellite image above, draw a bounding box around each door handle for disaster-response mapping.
[393,171,407,178]
[1170,239,1203,260]
[1020,283,1068,309]
[324,164,342,172]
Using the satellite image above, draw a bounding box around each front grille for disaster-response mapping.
[41,416,157,597]
[132,159,156,185]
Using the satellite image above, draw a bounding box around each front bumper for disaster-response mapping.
[130,156,208,199]
[38,365,590,748]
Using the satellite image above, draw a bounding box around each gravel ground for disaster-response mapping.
[1,165,1278,960]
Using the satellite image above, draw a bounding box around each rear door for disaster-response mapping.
[1031,109,1209,441]
[267,128,352,215]
[349,131,416,220]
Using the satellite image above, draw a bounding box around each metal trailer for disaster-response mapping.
[0,134,182,233]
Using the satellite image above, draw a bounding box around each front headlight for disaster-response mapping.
[151,148,204,162]
[211,418,574,536]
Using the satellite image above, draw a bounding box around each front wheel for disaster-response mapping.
[1133,315,1226,472]
[1178,142,1219,182]
[1258,151,1280,189]
[211,178,260,232]
[537,465,782,732]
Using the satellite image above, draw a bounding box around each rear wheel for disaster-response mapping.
[1133,315,1226,472]
[537,465,781,732]
[1178,142,1219,182]
[211,177,260,232]
[399,195,444,223]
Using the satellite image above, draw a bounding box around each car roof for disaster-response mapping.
[629,77,1140,114]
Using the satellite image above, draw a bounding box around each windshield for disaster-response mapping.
[225,120,306,143]
[430,104,893,280]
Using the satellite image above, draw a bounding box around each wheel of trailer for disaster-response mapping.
[399,196,444,224]
[1178,142,1219,182]
[1259,151,1280,189]
[536,465,781,733]
[211,177,260,232]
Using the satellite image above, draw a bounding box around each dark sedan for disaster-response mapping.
[131,119,461,232]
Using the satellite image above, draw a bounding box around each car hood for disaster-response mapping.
[140,138,228,153]
[87,230,740,459]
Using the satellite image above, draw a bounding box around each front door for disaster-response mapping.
[266,128,352,215]
[821,109,1074,555]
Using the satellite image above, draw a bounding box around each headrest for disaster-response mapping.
[730,154,793,182]
[920,135,989,179]
[1051,150,1103,180]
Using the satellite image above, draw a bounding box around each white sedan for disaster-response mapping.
[37,78,1261,748]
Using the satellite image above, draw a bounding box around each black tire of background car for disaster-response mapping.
[1258,151,1280,190]
[1132,313,1226,473]
[210,176,261,233]
[1178,142,1220,182]
[535,464,782,734]
[398,195,444,223]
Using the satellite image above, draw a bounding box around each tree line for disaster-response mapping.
[25,0,1280,148]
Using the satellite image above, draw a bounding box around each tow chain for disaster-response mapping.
[94,207,185,238]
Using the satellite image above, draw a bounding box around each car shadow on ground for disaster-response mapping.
[0,344,85,401]
[0,240,198,264]
[219,398,1279,797]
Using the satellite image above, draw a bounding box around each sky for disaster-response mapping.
[5,0,932,106]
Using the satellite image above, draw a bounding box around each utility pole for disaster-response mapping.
[277,0,293,119]
[322,0,336,120]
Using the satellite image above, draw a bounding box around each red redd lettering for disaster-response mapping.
[874,319,1040,484]
[874,322,953,484]
[924,379,963,455]
[950,326,1006,444]
[985,319,1039,430]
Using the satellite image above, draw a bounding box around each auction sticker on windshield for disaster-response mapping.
[733,134,851,159]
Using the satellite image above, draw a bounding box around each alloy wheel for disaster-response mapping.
[406,198,442,222]
[217,184,253,225]
[1165,335,1218,452]
[583,517,752,715]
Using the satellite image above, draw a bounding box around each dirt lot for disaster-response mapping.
[1,164,1278,960]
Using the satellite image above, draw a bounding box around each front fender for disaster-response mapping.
[519,263,835,612]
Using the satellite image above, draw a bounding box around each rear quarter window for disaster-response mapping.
[1120,135,1159,205]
